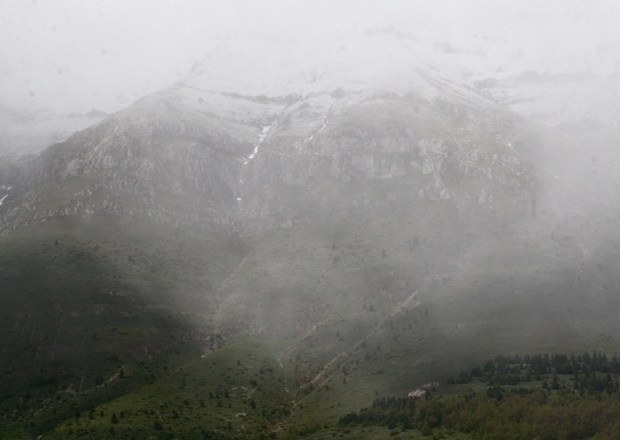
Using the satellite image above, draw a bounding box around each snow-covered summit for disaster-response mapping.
[181,29,474,102]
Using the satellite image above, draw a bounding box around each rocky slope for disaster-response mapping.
[0,75,538,232]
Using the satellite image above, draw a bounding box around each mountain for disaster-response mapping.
[2,32,620,439]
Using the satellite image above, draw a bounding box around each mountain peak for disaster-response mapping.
[180,30,472,102]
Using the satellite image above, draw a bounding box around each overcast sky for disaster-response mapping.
[2,0,619,115]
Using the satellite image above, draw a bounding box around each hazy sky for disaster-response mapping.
[2,0,619,114]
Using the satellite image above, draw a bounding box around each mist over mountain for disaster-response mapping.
[2,0,619,156]
[2,3,620,439]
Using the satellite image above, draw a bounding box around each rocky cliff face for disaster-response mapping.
[0,77,539,242]
[237,90,538,237]
[0,90,257,235]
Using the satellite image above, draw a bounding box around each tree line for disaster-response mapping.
[448,351,620,391]
[339,351,620,439]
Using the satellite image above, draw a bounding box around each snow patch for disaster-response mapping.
[245,146,259,164]
[0,195,7,206]
[244,122,276,164]
[304,119,330,145]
